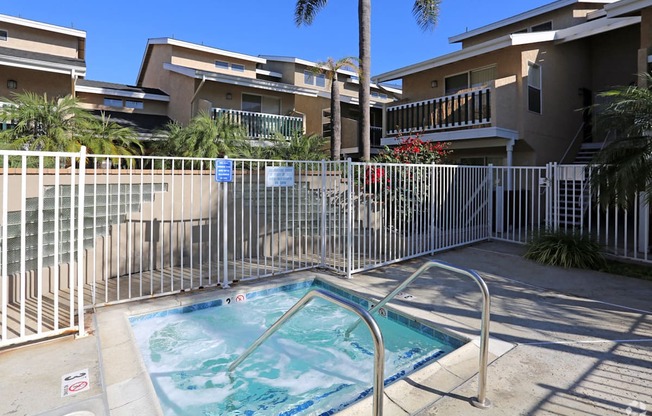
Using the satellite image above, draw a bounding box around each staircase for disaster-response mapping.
[554,167,589,228]
[1,183,166,275]
[572,142,603,164]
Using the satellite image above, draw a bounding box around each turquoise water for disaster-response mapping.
[130,281,462,416]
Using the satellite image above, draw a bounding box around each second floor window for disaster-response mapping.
[528,62,542,114]
[0,30,7,41]
[304,71,326,88]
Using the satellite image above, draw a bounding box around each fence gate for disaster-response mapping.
[0,148,87,348]
[346,163,492,273]
[491,163,651,262]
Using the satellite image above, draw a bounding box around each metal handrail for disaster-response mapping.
[345,260,492,409]
[228,288,385,416]
[559,122,586,164]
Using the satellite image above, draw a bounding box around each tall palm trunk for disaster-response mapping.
[331,73,342,160]
[358,0,371,161]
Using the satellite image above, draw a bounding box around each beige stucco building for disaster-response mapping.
[136,38,399,157]
[374,0,652,166]
[0,13,85,103]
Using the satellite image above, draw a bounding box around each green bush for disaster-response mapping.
[524,229,606,269]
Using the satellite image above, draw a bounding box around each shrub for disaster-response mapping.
[374,134,451,164]
[524,229,606,269]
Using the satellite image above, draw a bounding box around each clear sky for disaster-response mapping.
[2,0,554,85]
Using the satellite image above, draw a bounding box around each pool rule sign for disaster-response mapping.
[61,369,90,397]
[214,158,234,183]
[215,158,233,288]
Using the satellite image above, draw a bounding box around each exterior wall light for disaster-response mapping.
[7,79,17,89]
[226,92,232,100]
[431,80,438,88]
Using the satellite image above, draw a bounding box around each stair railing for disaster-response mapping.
[229,288,385,416]
[559,122,585,164]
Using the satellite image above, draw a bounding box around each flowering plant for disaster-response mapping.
[375,134,451,165]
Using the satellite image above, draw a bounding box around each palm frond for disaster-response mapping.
[294,0,328,26]
[413,0,441,31]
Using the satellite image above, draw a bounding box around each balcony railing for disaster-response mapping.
[212,108,304,140]
[0,101,15,131]
[386,87,491,136]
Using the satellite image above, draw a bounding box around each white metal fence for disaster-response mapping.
[0,148,87,348]
[495,163,651,262]
[1,153,649,348]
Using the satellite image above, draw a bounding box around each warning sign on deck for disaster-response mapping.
[61,369,90,397]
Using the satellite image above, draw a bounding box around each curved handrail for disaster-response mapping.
[228,288,385,416]
[345,260,492,409]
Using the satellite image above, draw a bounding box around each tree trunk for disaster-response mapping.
[331,73,342,160]
[358,0,371,161]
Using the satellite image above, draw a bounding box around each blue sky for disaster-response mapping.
[3,0,554,85]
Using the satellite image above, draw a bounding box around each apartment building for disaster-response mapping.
[373,0,648,166]
[0,14,172,141]
[136,38,398,157]
[0,13,85,103]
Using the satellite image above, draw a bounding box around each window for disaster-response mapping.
[371,91,388,100]
[242,94,262,113]
[445,73,468,95]
[231,63,245,72]
[528,62,542,113]
[215,60,229,70]
[471,66,496,88]
[242,94,281,114]
[125,100,144,109]
[445,66,497,95]
[103,98,123,107]
[0,30,7,41]
[304,70,326,87]
[531,21,552,32]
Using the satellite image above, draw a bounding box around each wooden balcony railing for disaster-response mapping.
[386,87,491,136]
[212,108,304,140]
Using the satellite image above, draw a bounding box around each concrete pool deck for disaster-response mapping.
[1,241,651,415]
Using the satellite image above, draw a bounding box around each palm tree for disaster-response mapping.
[79,112,143,159]
[311,57,358,160]
[295,0,440,161]
[589,73,652,207]
[154,112,247,163]
[0,92,92,152]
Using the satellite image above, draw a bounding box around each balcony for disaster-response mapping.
[383,77,517,142]
[212,108,304,141]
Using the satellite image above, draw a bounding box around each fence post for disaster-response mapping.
[487,164,494,239]
[545,163,552,230]
[639,192,649,254]
[320,160,327,268]
[222,157,230,288]
[347,159,353,278]
[76,146,87,338]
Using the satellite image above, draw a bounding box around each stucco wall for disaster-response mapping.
[197,82,296,116]
[0,65,72,98]
[170,46,258,79]
[0,21,81,58]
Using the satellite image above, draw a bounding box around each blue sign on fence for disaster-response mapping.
[215,159,234,183]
